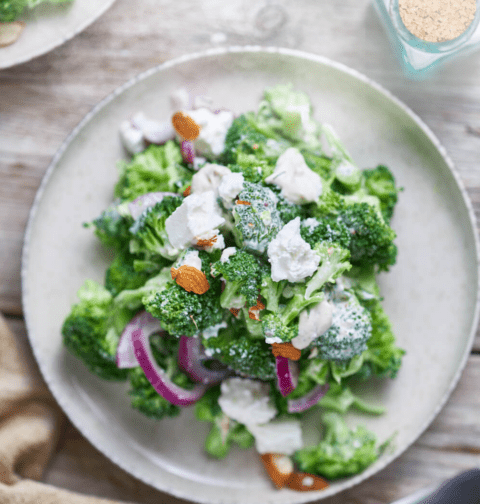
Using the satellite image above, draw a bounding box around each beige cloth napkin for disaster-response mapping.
[0,313,131,504]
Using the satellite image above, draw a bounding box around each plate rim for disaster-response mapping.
[0,0,117,70]
[21,45,480,503]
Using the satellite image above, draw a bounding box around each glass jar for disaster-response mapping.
[373,0,480,77]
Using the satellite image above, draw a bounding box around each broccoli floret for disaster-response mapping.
[0,0,25,21]
[0,0,72,22]
[304,242,352,300]
[195,385,255,458]
[202,322,277,380]
[261,284,323,343]
[212,249,263,309]
[144,275,224,337]
[261,312,298,343]
[314,198,397,272]
[114,142,192,201]
[232,182,283,253]
[113,267,171,310]
[128,332,196,420]
[129,196,183,261]
[259,271,286,313]
[339,202,397,272]
[221,115,270,165]
[355,297,405,380]
[313,288,372,362]
[62,280,134,380]
[294,411,383,479]
[300,217,351,250]
[362,165,401,223]
[85,202,132,251]
[105,249,150,297]
[318,382,385,415]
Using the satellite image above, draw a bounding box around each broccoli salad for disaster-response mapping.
[62,83,405,492]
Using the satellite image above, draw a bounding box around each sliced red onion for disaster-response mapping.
[131,112,175,145]
[116,311,162,369]
[178,336,229,384]
[128,191,179,220]
[181,140,195,165]
[275,356,299,397]
[287,384,330,413]
[130,315,207,406]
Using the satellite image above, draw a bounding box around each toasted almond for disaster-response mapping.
[171,112,201,141]
[229,308,240,317]
[286,472,329,492]
[183,185,191,197]
[0,22,26,48]
[170,265,210,294]
[260,453,294,489]
[235,200,251,205]
[271,343,302,361]
[248,307,260,321]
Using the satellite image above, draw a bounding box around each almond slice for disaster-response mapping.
[260,453,294,489]
[286,472,329,492]
[170,265,210,294]
[0,22,26,48]
[171,112,201,141]
[271,342,301,361]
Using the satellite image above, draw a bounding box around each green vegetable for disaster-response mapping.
[355,296,406,380]
[61,280,134,381]
[113,267,171,311]
[232,182,283,254]
[129,196,183,261]
[212,248,263,309]
[195,386,255,458]
[202,321,277,380]
[363,165,401,223]
[0,0,72,22]
[85,202,132,251]
[104,249,150,297]
[294,412,383,479]
[144,276,224,337]
[318,383,385,415]
[115,142,191,202]
[313,288,372,362]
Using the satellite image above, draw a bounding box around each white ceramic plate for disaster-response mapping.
[22,47,480,503]
[0,0,116,70]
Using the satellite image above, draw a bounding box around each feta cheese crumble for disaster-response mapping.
[218,172,245,208]
[267,217,320,282]
[181,108,234,158]
[220,246,237,263]
[265,148,322,204]
[191,163,231,195]
[247,420,303,455]
[178,250,202,270]
[119,120,145,155]
[165,191,225,249]
[218,378,277,426]
[292,299,334,350]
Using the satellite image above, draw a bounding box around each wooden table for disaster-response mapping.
[1,0,480,502]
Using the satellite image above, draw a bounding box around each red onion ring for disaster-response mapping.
[128,191,179,220]
[131,314,207,406]
[116,311,162,369]
[178,336,229,384]
[180,140,195,165]
[287,384,330,413]
[275,356,299,397]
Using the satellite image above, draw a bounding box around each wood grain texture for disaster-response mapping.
[1,0,480,501]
